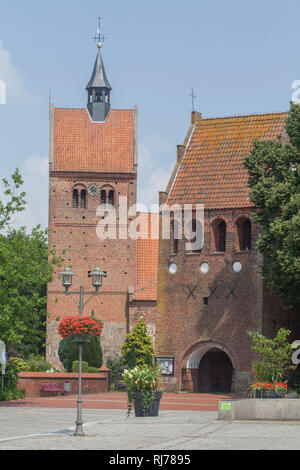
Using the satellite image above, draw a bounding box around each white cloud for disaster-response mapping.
[137,134,174,211]
[13,155,48,232]
[0,41,35,104]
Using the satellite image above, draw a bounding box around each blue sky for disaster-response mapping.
[0,0,300,230]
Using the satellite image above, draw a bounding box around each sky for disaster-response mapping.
[0,0,300,231]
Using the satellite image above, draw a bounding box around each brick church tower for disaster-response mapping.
[46,39,158,368]
[155,110,298,393]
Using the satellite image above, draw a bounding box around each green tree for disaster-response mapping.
[128,343,137,369]
[121,317,155,367]
[0,168,26,232]
[58,335,103,372]
[0,227,63,356]
[244,102,300,309]
[106,355,125,389]
[145,350,154,368]
[248,328,296,382]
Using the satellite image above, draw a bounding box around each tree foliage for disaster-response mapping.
[121,317,154,367]
[0,227,63,356]
[58,335,103,372]
[0,168,26,232]
[244,102,300,309]
[0,168,64,356]
[248,328,296,382]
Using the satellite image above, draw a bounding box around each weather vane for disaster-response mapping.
[190,86,196,112]
[93,16,107,48]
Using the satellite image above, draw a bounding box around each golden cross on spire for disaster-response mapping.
[93,16,107,48]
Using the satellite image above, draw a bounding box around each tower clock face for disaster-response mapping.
[88,183,100,197]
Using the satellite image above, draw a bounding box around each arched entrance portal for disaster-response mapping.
[198,348,233,393]
[182,341,236,393]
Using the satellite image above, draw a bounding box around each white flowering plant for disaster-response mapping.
[122,365,162,416]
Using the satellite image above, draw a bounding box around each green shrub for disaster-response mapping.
[72,361,89,373]
[106,355,125,389]
[121,317,154,367]
[58,336,103,372]
[0,364,24,401]
[88,366,99,373]
[128,344,137,369]
[27,354,58,372]
[8,357,30,371]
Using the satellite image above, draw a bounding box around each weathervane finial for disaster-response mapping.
[190,86,196,112]
[93,16,107,49]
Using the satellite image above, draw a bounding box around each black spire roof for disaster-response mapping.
[86,48,112,91]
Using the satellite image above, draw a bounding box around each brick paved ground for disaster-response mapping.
[0,406,300,450]
[0,392,245,411]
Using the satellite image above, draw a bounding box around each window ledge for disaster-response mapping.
[185,252,202,256]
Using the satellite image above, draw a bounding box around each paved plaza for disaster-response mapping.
[1,393,300,450]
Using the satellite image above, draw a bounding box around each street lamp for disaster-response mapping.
[60,267,106,436]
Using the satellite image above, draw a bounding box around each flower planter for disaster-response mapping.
[134,391,163,417]
[70,335,91,344]
[255,389,286,399]
[250,382,288,399]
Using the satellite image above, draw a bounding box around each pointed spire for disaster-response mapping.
[86,18,112,121]
[86,48,112,91]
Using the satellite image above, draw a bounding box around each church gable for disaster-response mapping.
[168,111,288,209]
[52,107,136,174]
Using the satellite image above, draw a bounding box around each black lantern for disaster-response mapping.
[91,267,106,292]
[60,267,75,292]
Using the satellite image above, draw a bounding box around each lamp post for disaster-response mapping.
[60,267,106,436]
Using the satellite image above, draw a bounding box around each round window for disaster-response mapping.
[169,263,177,274]
[200,263,209,274]
[233,261,242,273]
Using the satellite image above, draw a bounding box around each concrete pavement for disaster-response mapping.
[1,406,300,450]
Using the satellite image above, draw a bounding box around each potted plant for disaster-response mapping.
[122,365,163,417]
[250,381,288,398]
[248,328,296,398]
[57,315,103,343]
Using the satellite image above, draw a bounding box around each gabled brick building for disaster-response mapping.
[46,44,158,368]
[155,110,297,393]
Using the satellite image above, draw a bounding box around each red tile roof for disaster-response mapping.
[168,112,288,209]
[53,108,135,173]
[135,212,159,301]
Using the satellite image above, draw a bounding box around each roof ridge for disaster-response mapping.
[200,110,288,122]
[54,107,134,111]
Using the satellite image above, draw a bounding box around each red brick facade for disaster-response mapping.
[155,111,298,393]
[46,105,158,368]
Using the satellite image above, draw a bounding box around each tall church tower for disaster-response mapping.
[46,30,139,368]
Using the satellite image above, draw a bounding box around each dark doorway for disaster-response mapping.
[198,349,233,393]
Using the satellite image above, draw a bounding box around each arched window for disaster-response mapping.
[100,187,115,206]
[81,189,87,209]
[237,217,252,250]
[171,221,179,254]
[212,219,226,252]
[108,190,115,206]
[72,189,79,208]
[186,217,202,252]
[101,190,107,205]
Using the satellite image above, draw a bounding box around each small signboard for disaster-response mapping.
[1,351,7,366]
[0,341,5,357]
[155,357,174,376]
[221,402,232,411]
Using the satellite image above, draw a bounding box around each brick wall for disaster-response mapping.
[18,370,109,397]
[155,207,292,393]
